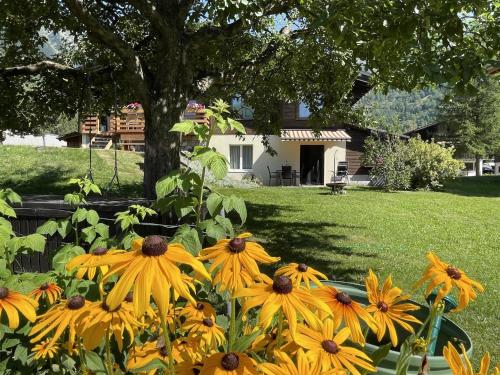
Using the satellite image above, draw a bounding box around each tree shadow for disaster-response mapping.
[443,176,500,197]
[241,201,375,282]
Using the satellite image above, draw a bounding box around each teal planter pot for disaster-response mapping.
[321,280,473,375]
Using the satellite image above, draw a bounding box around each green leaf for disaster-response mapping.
[174,197,196,219]
[85,351,107,373]
[364,342,391,374]
[94,223,109,238]
[171,225,202,255]
[81,226,96,243]
[216,314,229,330]
[8,233,46,254]
[72,208,88,223]
[0,199,16,218]
[170,120,196,134]
[156,171,181,198]
[36,219,58,236]
[205,220,227,241]
[208,151,228,180]
[206,193,223,217]
[52,245,85,274]
[233,329,262,352]
[0,259,11,279]
[86,210,99,226]
[231,196,247,224]
[214,215,234,238]
[0,189,22,204]
[13,345,28,365]
[129,358,167,373]
[57,219,72,238]
[228,118,246,134]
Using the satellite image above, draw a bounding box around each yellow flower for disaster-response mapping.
[443,342,499,375]
[29,295,87,349]
[95,235,210,317]
[0,287,37,329]
[296,322,375,375]
[314,286,377,344]
[200,352,258,374]
[365,269,421,347]
[415,252,484,311]
[275,262,327,289]
[32,339,59,360]
[76,299,140,351]
[251,327,295,358]
[199,232,280,294]
[172,336,204,363]
[180,301,216,320]
[183,317,226,350]
[234,275,331,338]
[175,358,204,375]
[66,247,124,279]
[259,349,346,375]
[29,282,62,304]
[127,340,184,372]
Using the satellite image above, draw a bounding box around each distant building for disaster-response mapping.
[1,131,66,147]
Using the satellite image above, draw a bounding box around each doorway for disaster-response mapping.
[300,145,324,185]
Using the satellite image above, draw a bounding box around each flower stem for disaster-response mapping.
[228,297,236,352]
[77,338,87,374]
[275,310,284,349]
[160,316,175,375]
[105,329,113,375]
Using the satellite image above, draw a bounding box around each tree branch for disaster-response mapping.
[125,0,171,41]
[0,61,82,77]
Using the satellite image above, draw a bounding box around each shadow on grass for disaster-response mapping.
[443,176,500,197]
[0,166,143,197]
[242,201,374,282]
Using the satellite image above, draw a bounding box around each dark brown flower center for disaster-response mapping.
[322,340,339,354]
[446,266,461,280]
[141,235,167,256]
[196,302,204,310]
[228,237,246,253]
[202,318,214,327]
[159,346,169,357]
[221,353,239,370]
[67,295,85,310]
[297,263,308,272]
[101,301,120,312]
[193,369,200,375]
[377,301,389,312]
[0,287,9,299]
[125,291,133,303]
[92,247,108,256]
[272,275,293,294]
[336,291,352,305]
[40,282,50,290]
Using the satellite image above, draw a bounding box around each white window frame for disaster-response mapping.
[229,145,253,172]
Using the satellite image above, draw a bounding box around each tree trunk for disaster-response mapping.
[143,98,185,199]
[475,156,482,177]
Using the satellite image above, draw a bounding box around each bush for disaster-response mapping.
[363,135,463,191]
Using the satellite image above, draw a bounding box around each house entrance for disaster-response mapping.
[300,145,324,185]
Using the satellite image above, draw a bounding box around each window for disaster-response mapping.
[229,145,253,170]
[297,102,311,119]
[99,116,109,132]
[231,97,254,120]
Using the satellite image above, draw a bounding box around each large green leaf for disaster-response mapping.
[0,199,16,218]
[228,118,246,134]
[208,151,229,180]
[171,225,202,255]
[206,193,223,217]
[52,245,85,274]
[170,120,196,134]
[36,219,58,236]
[86,209,99,226]
[8,233,46,254]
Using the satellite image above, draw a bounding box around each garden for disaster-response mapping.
[0,103,498,375]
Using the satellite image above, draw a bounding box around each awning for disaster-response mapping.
[281,129,351,141]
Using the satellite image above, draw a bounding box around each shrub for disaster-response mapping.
[363,135,464,191]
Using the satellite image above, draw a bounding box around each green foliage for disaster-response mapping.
[438,77,500,159]
[363,135,463,191]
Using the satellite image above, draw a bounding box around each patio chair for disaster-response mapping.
[267,166,279,186]
[281,165,293,186]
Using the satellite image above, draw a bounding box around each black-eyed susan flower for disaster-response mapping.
[415,252,484,311]
[95,235,210,317]
[183,317,226,350]
[66,247,124,280]
[234,275,331,338]
[365,269,421,347]
[175,359,204,375]
[127,340,183,372]
[259,348,346,375]
[76,299,140,351]
[180,301,216,320]
[296,322,375,375]
[32,339,59,360]
[200,352,258,374]
[251,327,295,358]
[199,232,280,294]
[29,295,87,349]
[314,286,377,344]
[0,287,37,329]
[275,262,327,289]
[30,282,62,305]
[443,342,499,375]
[172,336,203,363]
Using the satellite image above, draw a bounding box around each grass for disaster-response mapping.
[0,145,144,196]
[221,178,500,363]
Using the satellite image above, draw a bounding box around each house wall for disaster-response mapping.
[209,134,346,185]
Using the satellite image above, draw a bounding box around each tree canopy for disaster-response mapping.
[0,0,498,196]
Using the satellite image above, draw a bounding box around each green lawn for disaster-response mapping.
[0,145,144,196]
[221,179,500,363]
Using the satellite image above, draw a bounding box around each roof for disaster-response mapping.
[404,121,441,135]
[281,129,351,141]
[58,131,82,140]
